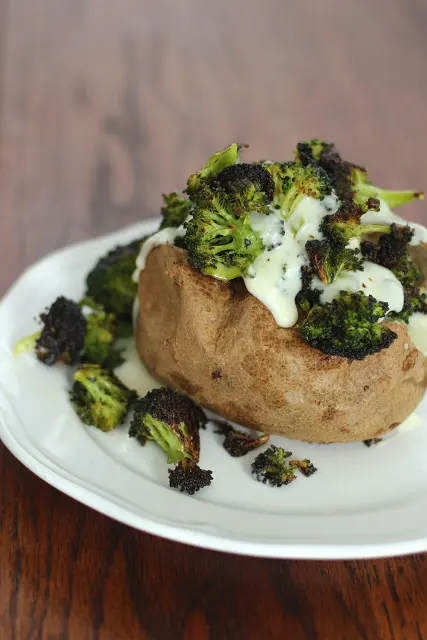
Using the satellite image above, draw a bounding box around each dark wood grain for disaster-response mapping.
[1,1,427,638]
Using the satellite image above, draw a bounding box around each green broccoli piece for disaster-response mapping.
[361,224,421,287]
[85,237,146,320]
[320,199,390,245]
[82,302,123,368]
[70,364,136,431]
[159,192,193,230]
[212,163,275,214]
[14,296,87,366]
[289,458,317,477]
[264,161,332,216]
[130,388,212,494]
[251,445,297,487]
[294,139,424,207]
[298,291,397,360]
[295,265,322,313]
[184,185,264,280]
[213,420,270,457]
[387,287,427,323]
[186,143,242,198]
[305,238,364,285]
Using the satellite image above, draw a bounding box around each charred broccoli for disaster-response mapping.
[15,296,87,366]
[213,163,274,214]
[295,139,424,207]
[320,199,390,246]
[85,237,145,320]
[130,388,212,494]
[289,458,317,477]
[213,420,270,457]
[361,224,421,287]
[184,183,264,280]
[305,238,364,285]
[70,364,136,431]
[264,161,332,216]
[387,287,427,323]
[295,265,322,313]
[159,192,193,230]
[82,301,123,368]
[251,445,297,487]
[298,291,397,360]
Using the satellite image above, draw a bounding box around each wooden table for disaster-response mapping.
[1,1,427,638]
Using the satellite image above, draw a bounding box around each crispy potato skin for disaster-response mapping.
[136,245,427,443]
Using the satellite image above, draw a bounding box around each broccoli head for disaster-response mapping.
[305,238,364,285]
[159,192,193,230]
[295,139,424,208]
[33,296,86,366]
[82,301,123,368]
[129,388,206,463]
[213,163,274,214]
[213,420,270,457]
[361,224,421,287]
[85,237,145,320]
[168,460,213,495]
[264,161,332,216]
[184,185,264,280]
[186,143,241,198]
[70,364,136,431]
[387,287,427,323]
[251,445,297,487]
[298,291,397,360]
[320,199,390,246]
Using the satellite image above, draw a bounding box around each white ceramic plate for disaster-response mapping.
[1,219,427,560]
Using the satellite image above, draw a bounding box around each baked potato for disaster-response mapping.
[136,244,427,443]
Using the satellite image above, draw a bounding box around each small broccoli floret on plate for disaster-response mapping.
[251,445,297,487]
[25,296,87,366]
[168,460,213,495]
[82,301,123,368]
[298,291,397,360]
[213,420,270,457]
[85,237,146,320]
[70,364,136,431]
[361,224,421,288]
[159,192,193,230]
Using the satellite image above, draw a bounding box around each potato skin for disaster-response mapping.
[136,244,427,443]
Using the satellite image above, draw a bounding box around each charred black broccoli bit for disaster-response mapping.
[361,224,421,288]
[70,364,136,432]
[85,237,145,320]
[159,192,193,230]
[168,461,213,495]
[213,163,275,214]
[320,199,389,246]
[185,143,242,198]
[34,296,86,366]
[298,291,397,360]
[251,445,297,487]
[130,388,212,494]
[388,287,427,323]
[306,239,363,285]
[289,458,317,477]
[213,420,270,457]
[295,139,424,207]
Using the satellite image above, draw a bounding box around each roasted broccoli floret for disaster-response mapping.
[85,237,145,320]
[184,184,264,280]
[295,139,424,207]
[306,238,364,285]
[82,302,123,368]
[264,161,332,216]
[213,420,270,457]
[251,445,297,487]
[387,287,427,323]
[289,458,317,477]
[186,143,241,198]
[168,460,213,495]
[20,296,87,366]
[361,224,421,287]
[320,199,390,246]
[298,291,397,360]
[159,192,193,230]
[295,265,322,313]
[213,163,274,214]
[130,388,212,494]
[70,364,136,431]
